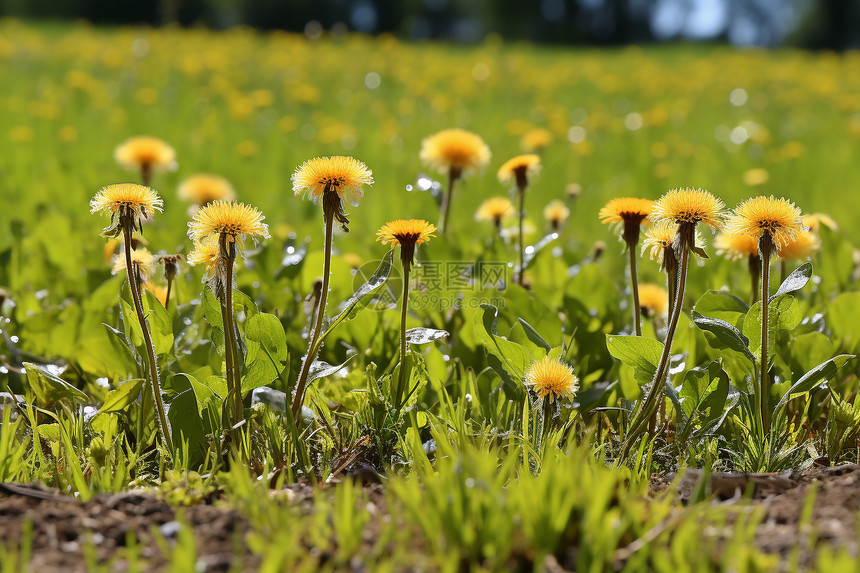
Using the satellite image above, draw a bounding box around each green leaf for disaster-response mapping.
[827,292,860,356]
[743,294,801,354]
[605,335,663,384]
[474,304,532,387]
[775,354,855,411]
[679,361,729,422]
[141,289,174,356]
[307,352,358,385]
[319,250,393,343]
[771,262,812,300]
[404,328,449,345]
[517,318,552,352]
[694,290,749,329]
[176,373,222,420]
[242,313,289,394]
[24,362,88,406]
[96,378,144,417]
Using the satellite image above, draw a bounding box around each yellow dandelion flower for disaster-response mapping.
[642,220,703,263]
[742,168,770,187]
[598,197,655,226]
[715,231,760,261]
[178,174,236,206]
[802,213,838,234]
[520,127,553,152]
[638,283,669,318]
[90,183,163,238]
[419,128,491,176]
[543,200,570,228]
[650,188,725,230]
[145,282,169,306]
[476,197,515,224]
[725,195,803,250]
[566,183,582,200]
[112,247,156,279]
[524,356,578,403]
[187,200,270,247]
[377,219,436,268]
[187,235,221,278]
[777,229,821,261]
[291,156,373,207]
[114,136,177,173]
[497,154,541,189]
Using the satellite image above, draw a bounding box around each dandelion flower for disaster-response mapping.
[187,200,269,248]
[566,183,582,201]
[114,136,177,183]
[802,213,838,234]
[520,128,553,152]
[715,231,760,261]
[543,200,570,229]
[641,220,678,264]
[145,282,169,306]
[725,195,803,250]
[778,229,821,261]
[178,174,236,206]
[476,197,514,227]
[497,154,541,189]
[377,219,437,269]
[650,188,725,231]
[524,356,578,403]
[420,128,491,176]
[599,197,655,245]
[638,283,669,318]
[112,247,156,279]
[90,183,163,237]
[292,156,373,230]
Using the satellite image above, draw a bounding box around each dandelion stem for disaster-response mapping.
[759,235,774,435]
[619,237,691,463]
[394,262,411,411]
[749,254,761,305]
[439,168,459,235]
[164,278,173,309]
[628,244,642,336]
[517,186,526,287]
[122,220,170,451]
[292,204,335,418]
[220,236,243,426]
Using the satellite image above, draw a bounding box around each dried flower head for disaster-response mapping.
[497,154,542,189]
[157,254,183,281]
[114,136,177,173]
[726,195,803,250]
[476,197,515,224]
[802,213,838,234]
[178,174,236,206]
[777,229,821,261]
[715,232,760,261]
[524,356,578,403]
[377,219,437,269]
[650,188,725,230]
[543,200,570,228]
[90,183,163,237]
[420,128,491,177]
[292,156,373,231]
[112,247,156,279]
[187,200,270,250]
[638,283,669,318]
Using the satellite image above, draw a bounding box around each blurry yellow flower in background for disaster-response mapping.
[715,231,760,260]
[476,197,515,226]
[742,168,770,187]
[638,283,669,318]
[497,154,541,189]
[114,136,177,184]
[520,127,553,152]
[777,229,821,261]
[420,128,491,176]
[543,199,570,229]
[802,213,838,233]
[112,247,155,279]
[178,174,236,206]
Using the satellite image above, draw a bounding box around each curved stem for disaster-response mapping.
[628,244,642,336]
[395,262,411,411]
[123,222,170,451]
[760,237,773,435]
[619,243,691,463]
[517,186,525,287]
[291,207,335,417]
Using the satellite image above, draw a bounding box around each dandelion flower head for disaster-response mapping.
[497,154,541,188]
[726,195,803,250]
[777,229,821,261]
[476,196,515,223]
[90,183,163,237]
[802,213,838,234]
[650,188,725,230]
[715,231,760,260]
[638,283,669,318]
[112,247,156,279]
[187,200,270,248]
[178,174,236,206]
[291,156,373,207]
[599,197,655,226]
[114,136,177,172]
[420,128,491,176]
[524,356,578,403]
[543,200,570,227]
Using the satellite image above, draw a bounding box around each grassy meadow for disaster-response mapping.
[2,19,860,570]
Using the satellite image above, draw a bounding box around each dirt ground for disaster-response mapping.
[2,465,859,571]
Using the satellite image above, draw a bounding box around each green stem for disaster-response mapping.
[619,241,691,463]
[628,243,642,336]
[517,185,526,287]
[291,206,335,417]
[779,258,786,286]
[221,237,243,426]
[439,168,459,235]
[395,262,411,411]
[760,236,773,435]
[749,254,761,305]
[123,221,170,451]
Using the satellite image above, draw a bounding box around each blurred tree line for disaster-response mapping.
[1,0,857,50]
